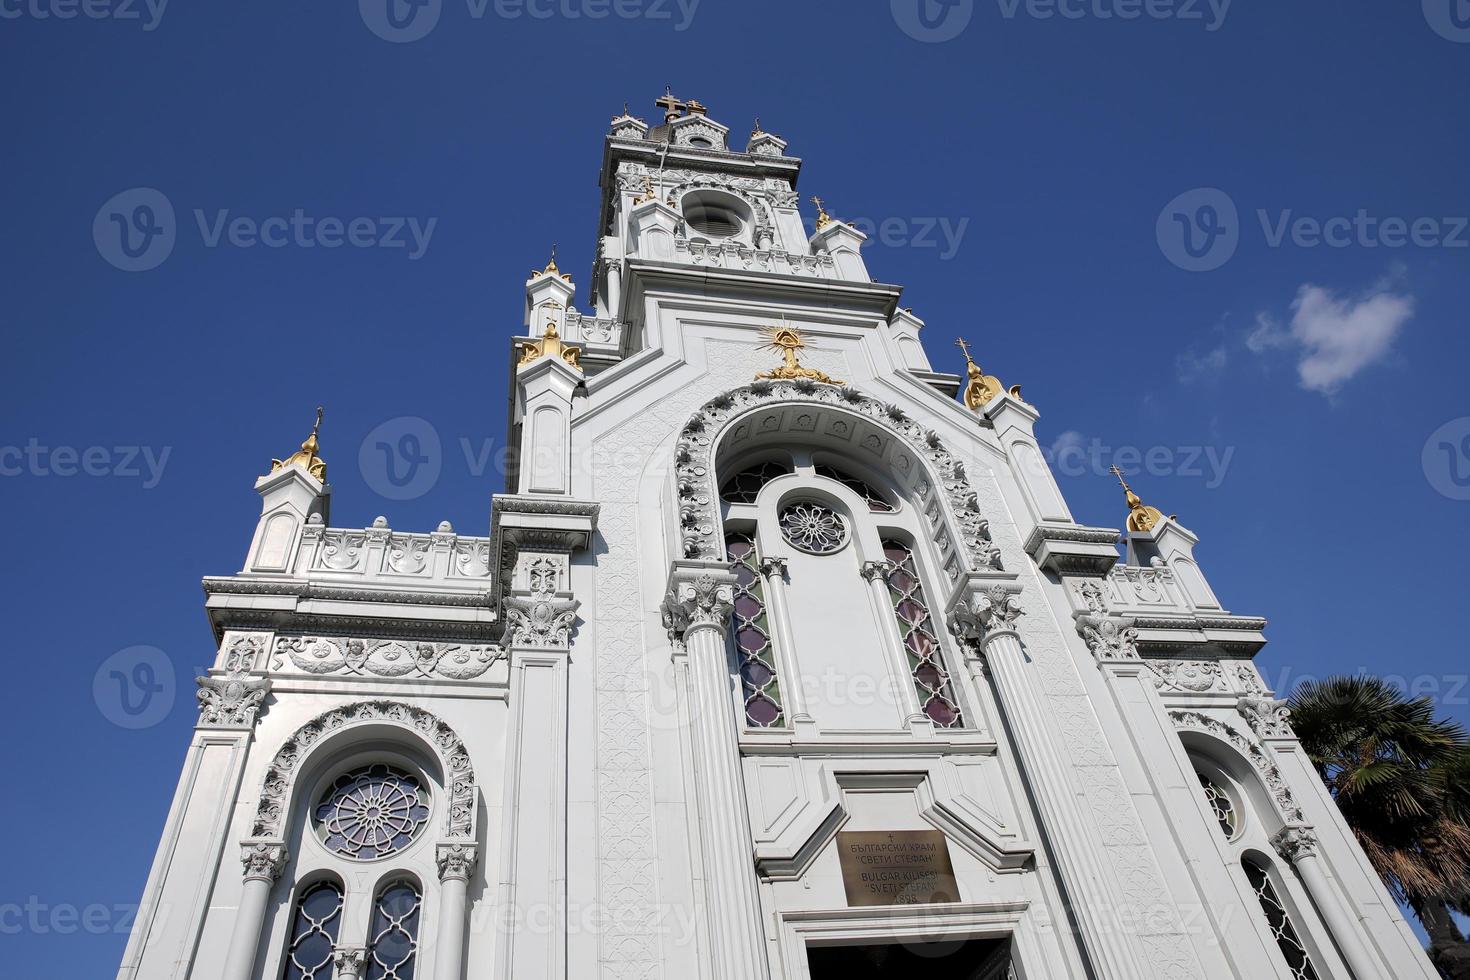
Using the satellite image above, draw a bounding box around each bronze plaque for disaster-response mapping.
[836,830,959,906]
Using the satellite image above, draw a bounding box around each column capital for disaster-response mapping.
[758,555,790,580]
[859,559,896,583]
[436,842,480,882]
[502,592,579,650]
[948,577,1025,648]
[239,839,288,883]
[1270,824,1320,864]
[1238,696,1295,740]
[332,946,368,978]
[661,561,737,642]
[1075,613,1141,662]
[196,675,271,729]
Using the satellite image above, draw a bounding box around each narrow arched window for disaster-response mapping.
[1197,771,1239,839]
[881,540,963,728]
[726,531,784,727]
[366,878,423,980]
[282,880,343,980]
[1243,859,1321,980]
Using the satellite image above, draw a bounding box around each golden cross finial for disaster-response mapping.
[752,116,763,135]
[269,406,328,482]
[655,86,684,122]
[811,196,832,230]
[1110,465,1166,533]
[532,243,570,281]
[955,337,975,364]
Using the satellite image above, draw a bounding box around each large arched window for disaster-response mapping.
[716,447,973,733]
[281,879,343,980]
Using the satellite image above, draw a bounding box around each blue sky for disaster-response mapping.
[2,0,1467,973]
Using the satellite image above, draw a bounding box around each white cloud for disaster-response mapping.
[1247,283,1414,395]
[1176,345,1228,383]
[1050,429,1086,458]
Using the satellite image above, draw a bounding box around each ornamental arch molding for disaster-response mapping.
[1170,709,1304,825]
[674,380,1003,582]
[251,700,476,842]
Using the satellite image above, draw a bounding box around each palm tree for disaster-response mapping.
[1288,676,1470,979]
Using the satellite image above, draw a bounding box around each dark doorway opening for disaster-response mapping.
[807,935,1013,979]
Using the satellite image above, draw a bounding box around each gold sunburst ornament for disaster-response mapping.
[755,323,842,385]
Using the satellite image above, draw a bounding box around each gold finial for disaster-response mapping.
[517,321,583,373]
[531,244,572,282]
[655,86,684,122]
[1110,465,1167,533]
[811,195,833,231]
[684,98,708,116]
[956,337,1006,411]
[754,322,843,385]
[270,406,328,482]
[633,174,657,206]
[752,116,763,136]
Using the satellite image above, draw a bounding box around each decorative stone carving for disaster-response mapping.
[1169,709,1303,822]
[758,555,789,579]
[239,840,288,882]
[1147,660,1226,693]
[252,701,475,841]
[1232,662,1267,695]
[949,584,1025,646]
[1271,825,1320,864]
[436,842,479,881]
[1077,614,1141,661]
[222,633,265,673]
[859,559,895,582]
[661,571,735,641]
[196,675,271,728]
[673,380,1001,573]
[332,946,368,976]
[273,636,502,680]
[502,594,579,649]
[1077,580,1108,615]
[1237,696,1294,739]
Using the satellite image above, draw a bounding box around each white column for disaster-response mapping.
[222,840,287,980]
[495,585,576,980]
[756,555,811,726]
[950,580,1150,978]
[663,562,770,980]
[861,558,928,728]
[1273,826,1387,980]
[434,843,478,980]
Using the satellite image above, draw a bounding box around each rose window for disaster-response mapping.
[314,764,430,860]
[779,502,848,554]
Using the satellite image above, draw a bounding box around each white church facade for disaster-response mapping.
[118,95,1437,979]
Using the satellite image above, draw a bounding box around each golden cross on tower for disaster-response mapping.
[1110,465,1167,533]
[811,196,832,230]
[270,406,328,482]
[955,337,975,364]
[655,86,684,122]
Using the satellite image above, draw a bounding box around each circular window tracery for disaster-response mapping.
[313,763,431,861]
[1197,771,1239,839]
[779,502,848,554]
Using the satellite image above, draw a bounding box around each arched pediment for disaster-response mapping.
[1171,709,1304,824]
[251,700,475,842]
[674,380,1002,583]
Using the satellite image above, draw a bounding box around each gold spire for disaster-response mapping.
[811,195,833,231]
[955,337,1008,411]
[755,323,843,385]
[517,321,582,372]
[531,244,572,282]
[1110,465,1167,533]
[270,406,327,482]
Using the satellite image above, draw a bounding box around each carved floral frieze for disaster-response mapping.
[1169,709,1303,822]
[273,636,503,680]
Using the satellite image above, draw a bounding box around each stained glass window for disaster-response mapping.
[1197,772,1239,838]
[366,879,422,980]
[314,764,431,861]
[283,880,343,980]
[815,463,896,513]
[719,461,790,504]
[881,541,963,728]
[726,533,784,728]
[779,502,848,554]
[1244,860,1321,980]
